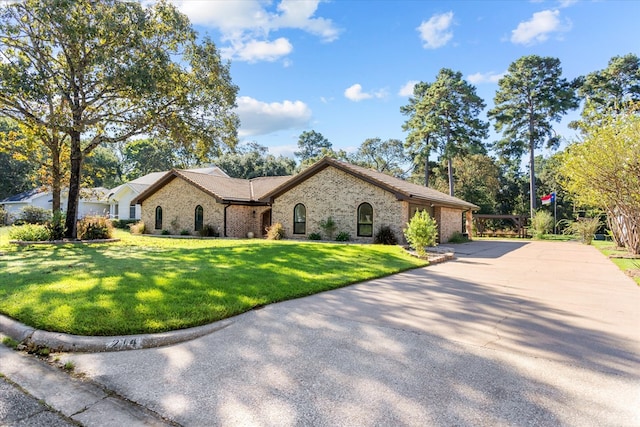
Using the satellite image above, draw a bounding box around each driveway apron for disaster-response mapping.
[62,240,640,426]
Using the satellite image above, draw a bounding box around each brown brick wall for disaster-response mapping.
[226,205,271,238]
[271,166,404,243]
[140,177,225,235]
[435,206,463,243]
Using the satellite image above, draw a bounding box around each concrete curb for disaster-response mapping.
[0,314,233,353]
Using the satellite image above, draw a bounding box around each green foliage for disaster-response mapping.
[335,231,350,242]
[308,232,322,240]
[319,216,337,240]
[111,219,138,229]
[531,210,554,239]
[19,206,50,224]
[374,225,398,245]
[560,217,603,245]
[404,210,438,256]
[215,142,296,179]
[9,224,50,241]
[448,231,469,244]
[2,336,19,349]
[161,229,171,235]
[198,224,219,237]
[559,111,640,254]
[130,221,146,235]
[352,138,409,178]
[266,222,285,240]
[76,216,113,240]
[180,229,191,236]
[45,211,66,240]
[0,206,7,226]
[295,130,332,163]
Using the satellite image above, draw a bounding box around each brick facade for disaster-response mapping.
[271,167,404,243]
[434,206,463,243]
[140,177,225,236]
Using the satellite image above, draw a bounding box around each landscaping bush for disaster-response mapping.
[45,211,66,240]
[404,210,438,257]
[111,219,138,229]
[9,223,51,241]
[161,229,171,235]
[130,221,146,234]
[180,229,191,236]
[319,216,337,240]
[531,210,554,239]
[560,217,602,245]
[308,232,322,240]
[0,206,7,226]
[374,225,398,245]
[335,231,350,241]
[19,206,50,224]
[266,222,285,240]
[199,224,219,237]
[76,216,113,240]
[448,231,469,244]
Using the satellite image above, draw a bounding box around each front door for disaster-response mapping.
[261,209,272,236]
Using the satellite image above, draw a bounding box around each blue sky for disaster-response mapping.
[171,0,640,159]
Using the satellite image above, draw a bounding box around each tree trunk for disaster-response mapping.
[50,136,61,213]
[529,120,536,219]
[64,131,82,238]
[447,157,454,196]
[424,150,430,187]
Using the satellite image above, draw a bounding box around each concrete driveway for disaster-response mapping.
[62,240,640,426]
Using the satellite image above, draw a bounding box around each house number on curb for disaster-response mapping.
[106,338,140,350]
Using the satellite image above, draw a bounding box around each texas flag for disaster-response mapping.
[541,192,556,205]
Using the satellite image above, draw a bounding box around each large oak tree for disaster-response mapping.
[0,0,238,237]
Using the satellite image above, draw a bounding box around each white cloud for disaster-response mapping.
[236,96,312,137]
[222,38,293,63]
[558,0,578,8]
[172,0,340,63]
[510,9,570,45]
[398,80,419,97]
[466,71,505,84]
[344,84,387,102]
[417,11,454,49]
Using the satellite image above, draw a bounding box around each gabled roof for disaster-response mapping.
[0,188,46,203]
[260,157,479,210]
[108,166,229,200]
[132,169,292,205]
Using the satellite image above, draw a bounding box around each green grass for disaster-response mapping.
[592,240,640,286]
[0,228,427,336]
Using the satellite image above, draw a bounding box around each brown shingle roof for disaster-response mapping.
[260,157,479,210]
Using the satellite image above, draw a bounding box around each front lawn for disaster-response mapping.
[592,240,640,286]
[0,228,427,336]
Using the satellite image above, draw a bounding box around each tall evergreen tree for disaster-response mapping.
[488,55,579,218]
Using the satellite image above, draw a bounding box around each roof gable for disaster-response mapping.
[260,157,479,210]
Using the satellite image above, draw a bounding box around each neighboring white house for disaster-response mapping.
[106,167,229,220]
[0,187,110,223]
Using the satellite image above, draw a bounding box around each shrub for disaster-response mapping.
[335,231,350,241]
[9,224,51,241]
[77,216,113,240]
[448,231,469,244]
[161,229,171,235]
[180,229,191,236]
[0,206,7,226]
[266,222,285,240]
[319,216,337,240]
[19,206,50,224]
[45,211,66,240]
[374,225,398,245]
[111,219,138,229]
[198,224,220,237]
[308,232,322,240]
[531,210,554,239]
[404,210,438,257]
[130,221,146,234]
[560,217,602,245]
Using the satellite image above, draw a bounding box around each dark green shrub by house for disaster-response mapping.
[404,210,438,257]
[374,225,398,245]
[308,232,322,240]
[9,224,51,241]
[335,231,350,241]
[76,216,113,240]
[46,211,66,240]
[19,206,50,224]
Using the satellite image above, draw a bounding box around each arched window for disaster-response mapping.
[155,206,163,230]
[194,205,204,231]
[357,203,373,237]
[293,203,306,234]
